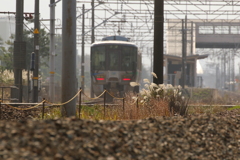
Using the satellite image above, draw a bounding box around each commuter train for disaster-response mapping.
[90,35,141,99]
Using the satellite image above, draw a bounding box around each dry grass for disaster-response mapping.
[78,100,170,121]
[76,92,173,121]
[187,105,227,115]
[41,87,240,120]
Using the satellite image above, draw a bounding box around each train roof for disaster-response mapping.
[91,40,138,48]
[102,35,130,41]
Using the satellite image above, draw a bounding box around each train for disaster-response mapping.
[90,35,142,99]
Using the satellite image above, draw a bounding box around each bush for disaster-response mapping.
[130,72,189,116]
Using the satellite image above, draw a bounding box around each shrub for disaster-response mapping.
[130,72,189,116]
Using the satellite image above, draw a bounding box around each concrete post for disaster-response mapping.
[14,0,24,102]
[33,0,40,102]
[62,0,77,116]
[49,0,56,102]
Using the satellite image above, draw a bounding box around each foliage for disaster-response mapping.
[227,105,240,111]
[131,72,189,116]
[42,107,62,119]
[188,105,227,115]
[78,105,104,120]
[0,46,13,72]
[0,70,14,85]
[0,34,14,72]
[0,28,50,73]
[189,88,214,103]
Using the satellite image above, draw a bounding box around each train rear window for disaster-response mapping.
[107,45,121,70]
[121,46,137,71]
[91,46,106,70]
[91,44,137,71]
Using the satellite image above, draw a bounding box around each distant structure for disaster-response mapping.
[165,19,208,88]
[0,16,15,47]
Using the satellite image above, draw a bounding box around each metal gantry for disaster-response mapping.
[76,0,240,49]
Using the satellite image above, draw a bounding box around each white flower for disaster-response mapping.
[144,84,149,89]
[140,89,147,96]
[177,85,182,89]
[178,92,182,96]
[151,72,158,79]
[182,96,185,100]
[150,82,158,88]
[156,95,160,98]
[146,92,151,97]
[156,88,162,92]
[173,89,177,97]
[130,82,139,87]
[149,83,156,91]
[143,79,150,83]
[132,96,138,101]
[166,84,173,89]
[158,84,165,89]
[144,96,148,100]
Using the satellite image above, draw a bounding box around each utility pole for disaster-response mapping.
[182,19,184,88]
[191,21,193,55]
[232,50,235,91]
[91,0,95,43]
[91,0,95,98]
[228,51,231,91]
[14,0,25,102]
[223,52,226,89]
[216,64,219,89]
[153,0,164,84]
[33,0,40,102]
[49,0,56,102]
[181,15,188,89]
[62,0,77,117]
[81,4,85,93]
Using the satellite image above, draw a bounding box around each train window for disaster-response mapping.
[121,46,137,71]
[91,46,105,70]
[109,45,119,49]
[107,45,121,70]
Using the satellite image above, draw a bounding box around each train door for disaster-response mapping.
[106,45,121,71]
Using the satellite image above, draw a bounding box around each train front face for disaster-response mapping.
[91,41,140,97]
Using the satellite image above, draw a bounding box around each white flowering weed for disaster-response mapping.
[130,72,189,116]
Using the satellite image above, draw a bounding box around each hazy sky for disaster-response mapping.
[0,0,62,21]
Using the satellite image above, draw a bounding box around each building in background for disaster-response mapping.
[165,19,208,88]
[0,16,15,47]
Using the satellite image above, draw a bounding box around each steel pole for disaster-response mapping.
[182,19,184,87]
[153,0,164,84]
[91,0,95,43]
[181,19,186,89]
[90,0,95,98]
[49,0,56,102]
[14,0,24,102]
[81,4,85,93]
[62,0,77,116]
[33,0,40,102]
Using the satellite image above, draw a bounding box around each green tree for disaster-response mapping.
[0,28,50,73]
[0,34,14,72]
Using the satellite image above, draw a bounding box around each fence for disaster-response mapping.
[0,88,139,120]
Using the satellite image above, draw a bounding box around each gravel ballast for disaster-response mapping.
[0,113,240,160]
